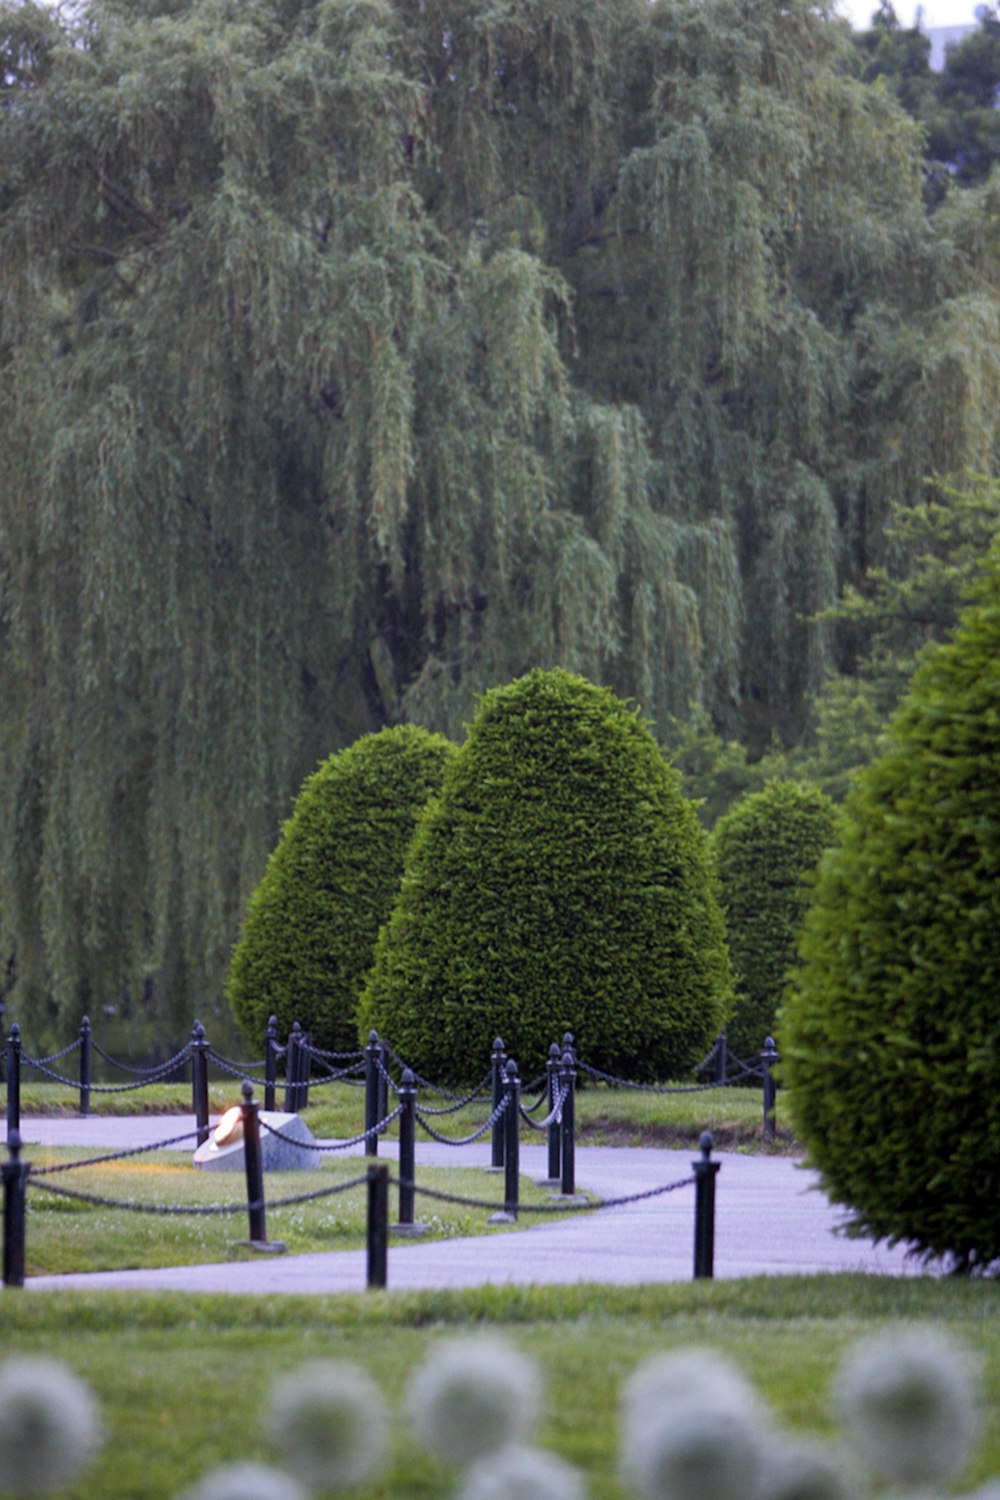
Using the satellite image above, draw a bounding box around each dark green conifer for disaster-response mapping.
[780,552,1000,1268]
[359,669,731,1083]
[711,780,837,1060]
[227,726,454,1052]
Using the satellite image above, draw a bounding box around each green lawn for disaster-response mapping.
[0,1280,998,1499]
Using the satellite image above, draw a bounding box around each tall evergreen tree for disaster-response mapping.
[780,549,1000,1269]
[2,0,1000,1035]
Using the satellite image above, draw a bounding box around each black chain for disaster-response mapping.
[383,1044,475,1099]
[519,1082,568,1132]
[302,1059,366,1085]
[21,1056,192,1092]
[29,1129,203,1175]
[375,1054,401,1097]
[408,1072,493,1116]
[264,1173,371,1209]
[26,1177,245,1215]
[392,1170,697,1215]
[304,1045,365,1064]
[92,1041,193,1076]
[206,1048,267,1075]
[576,1061,746,1095]
[258,1106,404,1152]
[413,1093,509,1147]
[26,1037,82,1066]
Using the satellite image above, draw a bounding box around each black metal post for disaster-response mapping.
[562,1031,575,1063]
[240,1080,268,1245]
[283,1022,302,1113]
[364,1031,380,1157]
[191,1021,210,1147]
[490,1037,506,1169]
[79,1015,92,1117]
[264,1014,278,1113]
[504,1059,521,1219]
[366,1161,389,1289]
[2,1129,28,1288]
[560,1048,576,1197]
[761,1035,779,1143]
[714,1027,728,1086]
[294,1029,311,1113]
[6,1025,21,1142]
[693,1131,720,1279]
[398,1068,416,1227]
[546,1042,562,1183]
[376,1038,388,1132]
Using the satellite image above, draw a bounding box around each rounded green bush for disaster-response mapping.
[780,553,1000,1269]
[711,780,837,1061]
[227,725,455,1051]
[358,668,732,1084]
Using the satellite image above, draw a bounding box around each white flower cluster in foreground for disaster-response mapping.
[0,1327,992,1499]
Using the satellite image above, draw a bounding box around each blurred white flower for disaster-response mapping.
[623,1398,764,1500]
[267,1360,387,1490]
[622,1348,766,1437]
[455,1444,587,1500]
[832,1328,979,1486]
[754,1435,860,1500]
[0,1355,102,1495]
[175,1460,309,1500]
[406,1334,542,1467]
[620,1348,767,1500]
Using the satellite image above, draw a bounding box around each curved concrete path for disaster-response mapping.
[15,1116,934,1294]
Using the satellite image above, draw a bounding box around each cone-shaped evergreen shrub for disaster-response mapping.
[780,553,1000,1269]
[712,781,837,1061]
[227,726,455,1051]
[358,669,731,1083]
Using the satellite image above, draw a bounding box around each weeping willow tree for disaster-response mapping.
[2,0,999,1037]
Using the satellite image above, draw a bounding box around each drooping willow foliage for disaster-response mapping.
[2,0,999,1036]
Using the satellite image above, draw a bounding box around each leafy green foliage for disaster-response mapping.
[780,552,1000,1269]
[226,726,454,1052]
[711,781,837,1061]
[2,0,1000,1039]
[359,669,731,1084]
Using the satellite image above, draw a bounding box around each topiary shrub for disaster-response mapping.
[227,725,455,1052]
[711,780,837,1061]
[779,552,1000,1270]
[357,668,732,1084]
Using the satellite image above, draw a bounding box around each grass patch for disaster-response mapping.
[0,1279,997,1499]
[4,1076,789,1151]
[10,1148,564,1275]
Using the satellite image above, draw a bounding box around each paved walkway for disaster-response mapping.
[14,1116,934,1294]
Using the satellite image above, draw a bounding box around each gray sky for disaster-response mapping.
[837,0,979,30]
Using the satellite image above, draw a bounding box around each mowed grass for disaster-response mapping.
[11,1148,566,1275]
[5,1074,787,1150]
[0,1279,998,1500]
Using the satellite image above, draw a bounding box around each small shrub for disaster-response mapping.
[711,780,837,1061]
[358,668,731,1083]
[226,726,455,1051]
[780,552,1000,1268]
